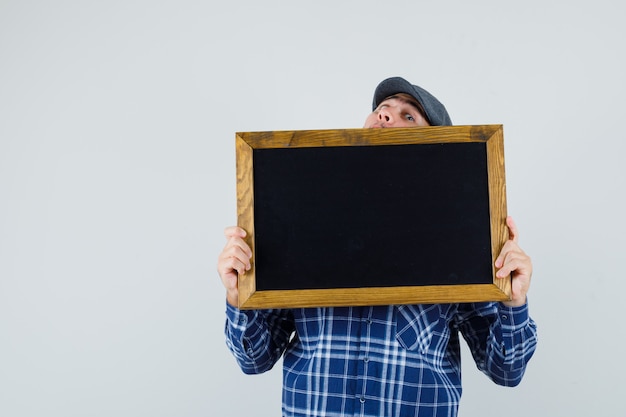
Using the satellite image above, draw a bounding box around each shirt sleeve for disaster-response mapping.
[224,302,295,374]
[456,301,538,387]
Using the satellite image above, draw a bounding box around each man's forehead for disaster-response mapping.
[380,93,426,114]
[381,93,417,103]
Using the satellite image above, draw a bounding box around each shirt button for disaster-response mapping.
[501,314,508,321]
[360,397,366,404]
[363,357,369,363]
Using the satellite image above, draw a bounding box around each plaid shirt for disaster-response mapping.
[225,302,537,417]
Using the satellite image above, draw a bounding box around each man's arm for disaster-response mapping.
[224,304,294,374]
[458,301,537,386]
[459,217,537,385]
[218,225,294,374]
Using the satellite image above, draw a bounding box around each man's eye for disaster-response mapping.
[405,114,415,122]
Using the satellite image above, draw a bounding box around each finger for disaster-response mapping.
[224,226,247,239]
[496,249,531,279]
[496,256,520,278]
[494,237,525,269]
[222,225,252,259]
[219,254,249,278]
[220,241,252,271]
[494,239,515,268]
[506,216,519,243]
[223,236,252,261]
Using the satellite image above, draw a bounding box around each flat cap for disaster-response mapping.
[372,76,452,126]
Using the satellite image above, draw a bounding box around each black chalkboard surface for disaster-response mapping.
[235,126,511,309]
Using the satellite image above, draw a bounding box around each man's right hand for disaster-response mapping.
[217,226,252,307]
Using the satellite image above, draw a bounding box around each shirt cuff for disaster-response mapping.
[225,301,257,330]
[497,300,530,329]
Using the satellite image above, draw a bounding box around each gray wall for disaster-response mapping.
[1,1,624,416]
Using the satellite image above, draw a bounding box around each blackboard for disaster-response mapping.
[235,125,511,309]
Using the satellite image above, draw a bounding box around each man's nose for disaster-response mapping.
[378,109,393,123]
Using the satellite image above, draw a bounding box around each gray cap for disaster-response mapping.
[372,76,452,126]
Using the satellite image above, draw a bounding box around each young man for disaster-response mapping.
[217,76,537,417]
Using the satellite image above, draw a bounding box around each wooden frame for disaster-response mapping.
[235,125,511,309]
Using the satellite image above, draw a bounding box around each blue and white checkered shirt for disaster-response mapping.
[225,302,537,417]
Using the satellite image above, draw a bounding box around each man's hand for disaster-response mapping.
[217,226,252,307]
[495,216,532,308]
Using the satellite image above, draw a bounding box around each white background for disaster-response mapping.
[1,1,624,416]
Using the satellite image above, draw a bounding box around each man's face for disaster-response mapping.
[363,95,430,128]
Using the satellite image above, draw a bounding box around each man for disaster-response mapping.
[217,76,537,417]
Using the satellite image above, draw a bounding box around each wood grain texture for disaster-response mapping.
[236,125,502,149]
[238,284,509,309]
[235,125,511,309]
[235,134,256,304]
[486,126,512,296]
